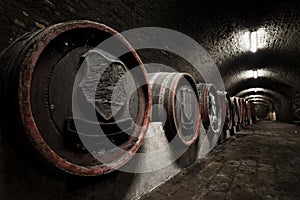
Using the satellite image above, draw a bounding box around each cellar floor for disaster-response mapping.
[141,121,300,200]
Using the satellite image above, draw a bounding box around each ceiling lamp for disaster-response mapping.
[250,31,257,53]
[253,69,258,79]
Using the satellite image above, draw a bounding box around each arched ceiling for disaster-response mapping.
[244,95,277,105]
[251,101,272,109]
[191,0,299,118]
[236,88,285,103]
[176,0,300,68]
[0,0,298,121]
[175,0,299,121]
[227,78,293,98]
[236,88,289,109]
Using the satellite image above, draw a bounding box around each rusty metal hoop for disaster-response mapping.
[196,83,222,133]
[148,72,200,145]
[217,91,233,130]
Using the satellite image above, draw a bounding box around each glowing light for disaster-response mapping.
[240,28,267,52]
[253,70,258,79]
[257,28,268,49]
[250,31,257,53]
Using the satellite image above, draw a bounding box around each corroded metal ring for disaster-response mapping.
[148,72,200,145]
[196,83,222,133]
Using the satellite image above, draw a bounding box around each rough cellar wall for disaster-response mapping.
[0,0,298,198]
[0,1,202,200]
[0,0,179,52]
[0,0,206,80]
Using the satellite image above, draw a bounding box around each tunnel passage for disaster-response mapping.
[0,0,299,123]
[0,0,299,199]
[174,0,300,123]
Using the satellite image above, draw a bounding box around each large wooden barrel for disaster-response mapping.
[148,72,200,145]
[238,98,247,127]
[293,108,300,121]
[0,20,151,176]
[245,101,253,125]
[231,97,240,127]
[196,83,222,134]
[217,91,233,131]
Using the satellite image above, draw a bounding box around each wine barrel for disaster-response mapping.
[0,20,151,176]
[148,72,200,145]
[237,98,242,125]
[196,83,222,134]
[238,98,247,127]
[293,108,300,121]
[217,91,233,131]
[217,91,226,143]
[245,101,253,125]
[231,97,240,128]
